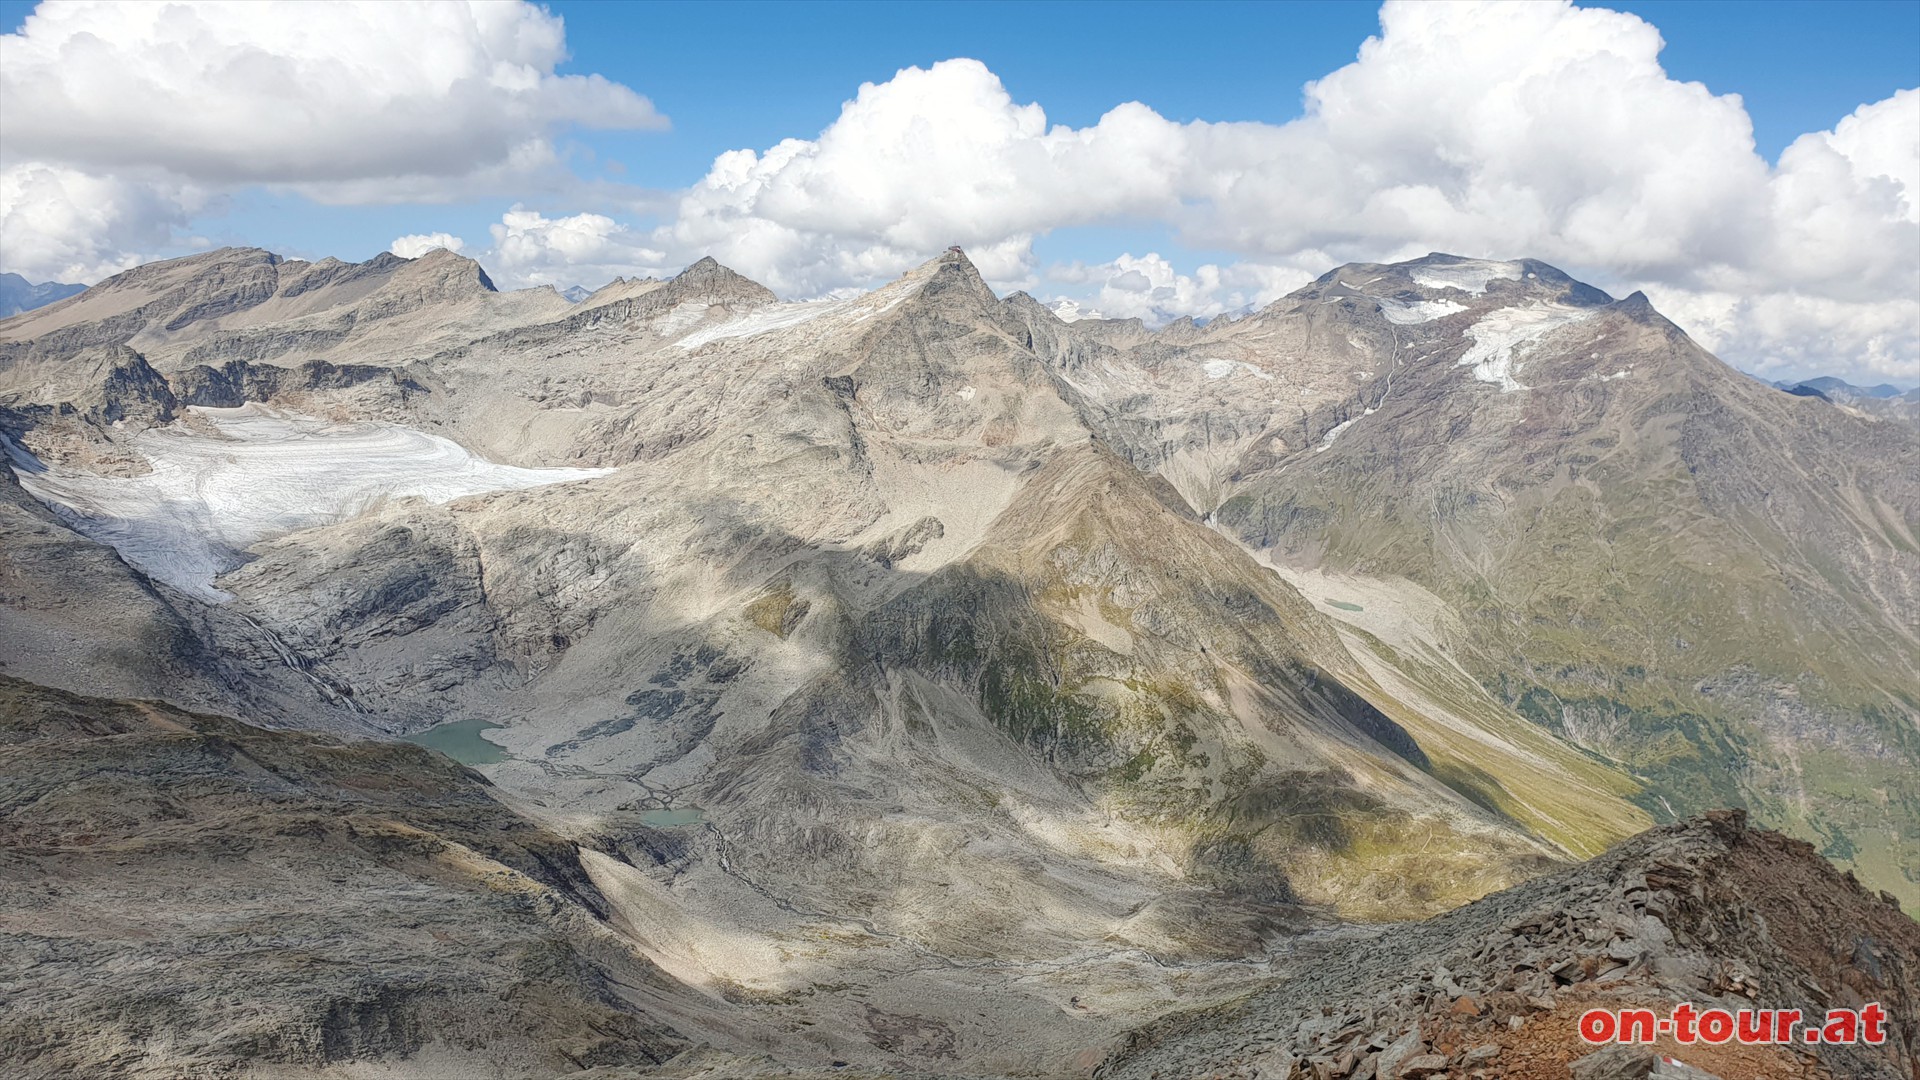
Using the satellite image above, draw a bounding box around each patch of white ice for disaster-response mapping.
[1412,261,1523,295]
[651,300,711,339]
[675,300,842,349]
[1456,303,1596,393]
[675,289,911,349]
[1379,298,1469,325]
[1200,357,1273,380]
[1315,416,1358,452]
[8,405,612,602]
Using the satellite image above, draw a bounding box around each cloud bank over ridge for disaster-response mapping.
[638,3,1916,381]
[0,0,1913,383]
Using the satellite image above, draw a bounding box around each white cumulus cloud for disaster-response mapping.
[646,1,1915,382]
[1044,254,1314,324]
[0,0,663,183]
[486,208,666,290]
[0,163,211,283]
[389,233,466,259]
[0,0,664,282]
[651,58,1190,297]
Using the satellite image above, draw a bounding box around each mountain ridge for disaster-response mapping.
[1,243,1914,1077]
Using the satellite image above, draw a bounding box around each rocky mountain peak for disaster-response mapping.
[85,246,280,295]
[393,247,497,294]
[1611,289,1659,320]
[664,255,777,307]
[1309,252,1616,307]
[998,290,1048,312]
[894,245,1000,316]
[997,290,1066,330]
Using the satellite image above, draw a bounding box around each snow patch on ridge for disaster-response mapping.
[1379,298,1468,324]
[675,300,842,348]
[652,300,711,339]
[1457,303,1595,392]
[1412,261,1523,295]
[675,289,912,349]
[9,405,611,602]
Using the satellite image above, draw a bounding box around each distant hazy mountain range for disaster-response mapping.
[1773,375,1911,398]
[0,271,85,317]
[1,245,1914,1078]
[1772,374,1920,425]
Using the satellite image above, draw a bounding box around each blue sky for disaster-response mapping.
[1,1,1916,383]
[542,0,1918,169]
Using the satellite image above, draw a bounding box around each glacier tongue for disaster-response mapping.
[10,404,611,602]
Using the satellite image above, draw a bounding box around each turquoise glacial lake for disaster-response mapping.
[404,718,508,765]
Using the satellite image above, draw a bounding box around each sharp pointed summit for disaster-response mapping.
[665,254,777,306]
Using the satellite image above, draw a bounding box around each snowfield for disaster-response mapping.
[675,300,842,348]
[1378,297,1468,324]
[675,289,912,350]
[10,405,612,601]
[1457,303,1596,392]
[1412,260,1523,295]
[1200,357,1273,380]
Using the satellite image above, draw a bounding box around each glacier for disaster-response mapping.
[9,404,612,601]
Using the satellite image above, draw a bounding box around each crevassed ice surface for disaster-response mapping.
[10,405,612,601]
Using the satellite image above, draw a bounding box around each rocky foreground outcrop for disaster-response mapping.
[8,677,1908,1080]
[1098,810,1917,1080]
[0,676,726,1079]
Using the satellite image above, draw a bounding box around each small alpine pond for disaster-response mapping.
[404,717,508,765]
